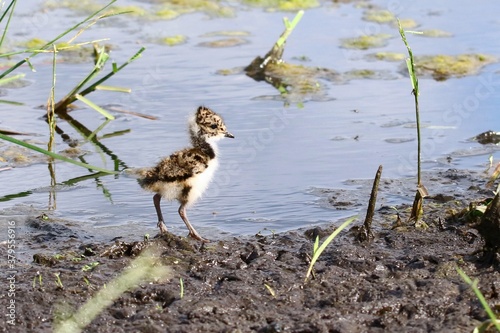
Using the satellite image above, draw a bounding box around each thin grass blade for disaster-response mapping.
[305,216,357,282]
[313,235,319,254]
[405,58,415,90]
[0,0,17,49]
[457,268,500,332]
[95,85,131,93]
[57,47,145,111]
[75,94,115,120]
[86,119,111,142]
[0,73,25,86]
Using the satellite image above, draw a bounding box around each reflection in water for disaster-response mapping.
[0,109,133,206]
[48,161,56,210]
[50,109,129,172]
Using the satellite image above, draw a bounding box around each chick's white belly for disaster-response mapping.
[159,182,184,201]
[186,158,219,206]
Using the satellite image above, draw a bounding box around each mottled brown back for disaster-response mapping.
[139,147,210,188]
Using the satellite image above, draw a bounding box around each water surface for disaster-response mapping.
[1,1,499,238]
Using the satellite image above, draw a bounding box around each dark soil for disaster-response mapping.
[1,169,500,333]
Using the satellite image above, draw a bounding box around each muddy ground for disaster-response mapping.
[1,168,500,333]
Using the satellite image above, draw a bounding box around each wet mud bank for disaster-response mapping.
[1,169,500,333]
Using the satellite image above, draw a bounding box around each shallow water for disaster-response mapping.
[1,1,499,238]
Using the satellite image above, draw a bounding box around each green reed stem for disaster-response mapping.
[305,216,357,282]
[47,44,57,152]
[276,10,304,48]
[54,47,145,113]
[397,18,421,186]
[0,0,17,49]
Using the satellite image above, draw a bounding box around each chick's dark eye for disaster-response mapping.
[210,124,218,129]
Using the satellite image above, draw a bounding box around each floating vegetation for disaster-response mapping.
[372,51,497,80]
[0,142,48,167]
[0,1,136,175]
[368,52,406,62]
[44,1,148,17]
[419,29,453,38]
[154,8,181,20]
[167,0,234,16]
[472,130,500,145]
[198,38,248,48]
[363,9,417,28]
[200,31,251,38]
[199,30,251,48]
[243,0,320,11]
[340,34,392,50]
[21,38,50,50]
[395,18,418,29]
[245,10,320,102]
[215,67,243,76]
[17,38,101,64]
[345,69,377,79]
[264,62,324,92]
[362,9,395,23]
[414,54,496,80]
[199,31,250,47]
[158,35,187,46]
[344,69,395,80]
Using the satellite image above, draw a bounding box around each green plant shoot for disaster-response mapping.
[304,216,357,282]
[397,18,423,186]
[457,268,500,332]
[179,278,184,299]
[54,272,64,288]
[276,10,304,48]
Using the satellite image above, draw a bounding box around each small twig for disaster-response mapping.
[357,165,382,242]
[0,128,30,135]
[47,44,57,152]
[477,191,500,253]
[408,184,429,225]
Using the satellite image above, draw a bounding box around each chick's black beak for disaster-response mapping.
[225,132,235,139]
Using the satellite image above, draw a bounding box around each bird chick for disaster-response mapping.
[139,106,234,242]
